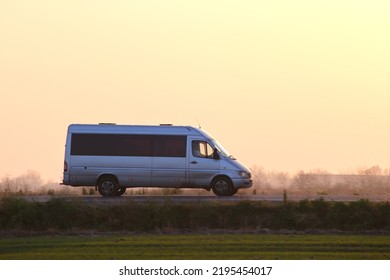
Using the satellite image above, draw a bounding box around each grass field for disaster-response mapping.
[2,198,390,260]
[1,234,390,260]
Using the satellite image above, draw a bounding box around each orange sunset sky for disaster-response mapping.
[1,1,389,181]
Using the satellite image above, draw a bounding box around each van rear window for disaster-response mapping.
[71,134,186,157]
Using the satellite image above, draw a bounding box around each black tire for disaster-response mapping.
[98,176,119,197]
[211,177,234,196]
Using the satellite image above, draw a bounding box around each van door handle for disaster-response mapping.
[190,161,198,164]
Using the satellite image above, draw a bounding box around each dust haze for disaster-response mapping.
[1,166,390,197]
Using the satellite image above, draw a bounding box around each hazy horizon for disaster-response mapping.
[1,1,389,181]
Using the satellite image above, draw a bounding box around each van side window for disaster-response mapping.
[71,133,186,157]
[154,135,186,157]
[192,141,214,158]
[71,134,153,156]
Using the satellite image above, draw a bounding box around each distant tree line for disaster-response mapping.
[248,165,390,196]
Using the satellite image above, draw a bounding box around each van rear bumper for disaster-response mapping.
[232,178,253,189]
[62,174,70,185]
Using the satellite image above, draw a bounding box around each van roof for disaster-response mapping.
[67,124,213,138]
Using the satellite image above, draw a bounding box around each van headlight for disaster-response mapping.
[237,171,251,178]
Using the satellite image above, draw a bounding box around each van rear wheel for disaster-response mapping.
[212,177,234,196]
[98,177,119,197]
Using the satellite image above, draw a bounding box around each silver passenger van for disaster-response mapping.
[62,124,252,197]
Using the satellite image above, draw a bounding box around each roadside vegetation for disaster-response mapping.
[1,197,390,232]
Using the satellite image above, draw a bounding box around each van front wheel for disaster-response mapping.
[212,177,234,196]
[98,177,119,197]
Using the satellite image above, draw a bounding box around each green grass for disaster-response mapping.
[1,234,390,260]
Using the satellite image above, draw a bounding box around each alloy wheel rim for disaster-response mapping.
[102,181,115,193]
[215,180,228,192]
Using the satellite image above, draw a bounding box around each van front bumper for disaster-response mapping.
[232,178,253,189]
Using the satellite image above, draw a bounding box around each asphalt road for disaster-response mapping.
[19,194,390,204]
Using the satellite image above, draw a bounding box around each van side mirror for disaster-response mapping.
[213,151,220,160]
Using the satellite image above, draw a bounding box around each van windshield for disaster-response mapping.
[211,139,236,160]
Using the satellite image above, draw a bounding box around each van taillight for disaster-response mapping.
[64,161,68,172]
